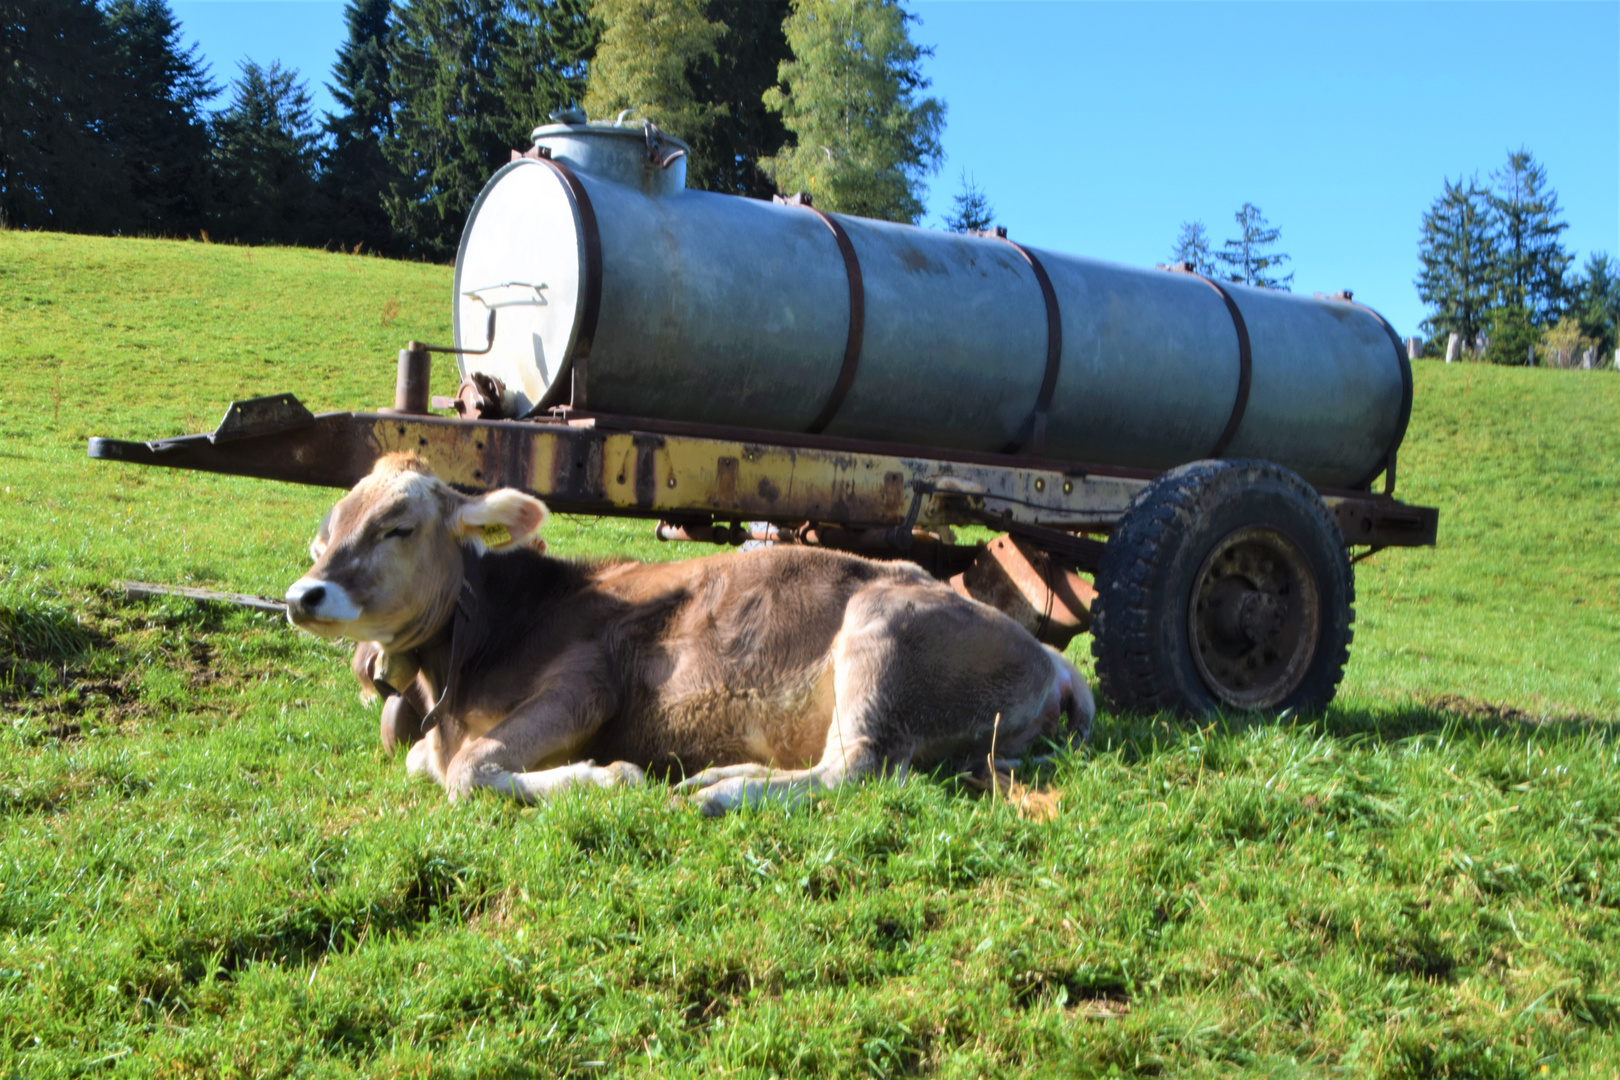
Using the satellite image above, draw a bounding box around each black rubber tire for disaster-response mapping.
[1090,459,1354,717]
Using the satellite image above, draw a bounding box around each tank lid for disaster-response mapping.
[530,110,691,153]
[531,111,689,195]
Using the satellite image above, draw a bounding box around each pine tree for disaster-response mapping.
[1415,176,1497,350]
[0,0,128,232]
[320,0,399,252]
[103,0,219,235]
[759,0,944,223]
[1488,149,1571,325]
[1169,220,1214,277]
[684,0,792,197]
[385,0,590,259]
[582,0,726,161]
[209,60,320,245]
[942,171,992,233]
[1215,203,1292,290]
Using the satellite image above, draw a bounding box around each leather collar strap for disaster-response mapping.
[419,546,482,733]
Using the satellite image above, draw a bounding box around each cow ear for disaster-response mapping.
[450,489,548,552]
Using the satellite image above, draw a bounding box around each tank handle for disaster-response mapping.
[643,120,687,170]
[461,282,547,308]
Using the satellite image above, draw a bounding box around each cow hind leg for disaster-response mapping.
[678,607,905,816]
[677,748,879,817]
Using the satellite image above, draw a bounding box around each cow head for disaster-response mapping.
[284,454,547,649]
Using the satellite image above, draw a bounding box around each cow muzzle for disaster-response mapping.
[284,577,362,632]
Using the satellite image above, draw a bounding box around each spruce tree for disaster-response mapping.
[1215,203,1292,290]
[209,60,320,245]
[1415,176,1497,350]
[581,0,725,162]
[385,0,590,259]
[1571,252,1619,361]
[759,0,944,223]
[1484,301,1538,366]
[103,0,218,236]
[942,171,993,233]
[0,0,128,232]
[1488,149,1571,325]
[321,0,399,253]
[1169,220,1215,277]
[685,0,792,197]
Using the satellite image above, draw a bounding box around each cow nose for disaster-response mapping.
[285,580,325,615]
[284,578,361,622]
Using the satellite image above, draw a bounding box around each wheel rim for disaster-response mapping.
[1188,526,1321,710]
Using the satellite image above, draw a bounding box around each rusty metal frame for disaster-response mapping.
[89,394,1439,554]
[90,406,1145,532]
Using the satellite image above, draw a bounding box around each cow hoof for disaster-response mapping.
[602,761,646,787]
[405,738,432,779]
[667,782,733,816]
[693,786,734,817]
[674,763,776,790]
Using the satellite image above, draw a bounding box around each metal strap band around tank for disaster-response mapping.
[535,155,604,364]
[996,238,1063,457]
[1347,299,1414,495]
[1191,274,1253,459]
[803,208,866,435]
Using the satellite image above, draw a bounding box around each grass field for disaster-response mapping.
[1,231,1616,1078]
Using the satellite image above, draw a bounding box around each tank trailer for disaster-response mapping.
[89,115,1436,716]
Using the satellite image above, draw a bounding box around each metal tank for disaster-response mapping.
[452,116,1411,490]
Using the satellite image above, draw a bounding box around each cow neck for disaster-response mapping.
[418,545,484,734]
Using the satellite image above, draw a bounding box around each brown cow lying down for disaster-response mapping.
[284,453,1093,814]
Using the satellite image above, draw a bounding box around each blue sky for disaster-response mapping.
[171,1,1619,339]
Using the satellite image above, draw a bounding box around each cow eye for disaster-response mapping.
[382,525,414,540]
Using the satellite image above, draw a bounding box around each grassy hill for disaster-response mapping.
[1,232,1616,1076]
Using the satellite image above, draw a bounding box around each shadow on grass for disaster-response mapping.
[1090,694,1617,764]
[1,589,294,740]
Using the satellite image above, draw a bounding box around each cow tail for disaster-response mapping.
[1047,648,1096,745]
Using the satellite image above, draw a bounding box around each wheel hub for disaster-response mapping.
[1189,527,1321,709]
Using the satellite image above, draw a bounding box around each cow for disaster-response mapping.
[284,453,1093,814]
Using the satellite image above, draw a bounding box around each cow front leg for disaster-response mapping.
[439,652,621,802]
[677,748,882,816]
[466,759,646,803]
[406,726,446,784]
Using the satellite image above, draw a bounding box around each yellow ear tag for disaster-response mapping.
[481,524,513,547]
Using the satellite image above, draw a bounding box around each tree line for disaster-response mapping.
[0,0,943,259]
[1168,205,1295,291]
[1416,149,1617,368]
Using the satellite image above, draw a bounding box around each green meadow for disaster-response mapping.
[1,231,1616,1077]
